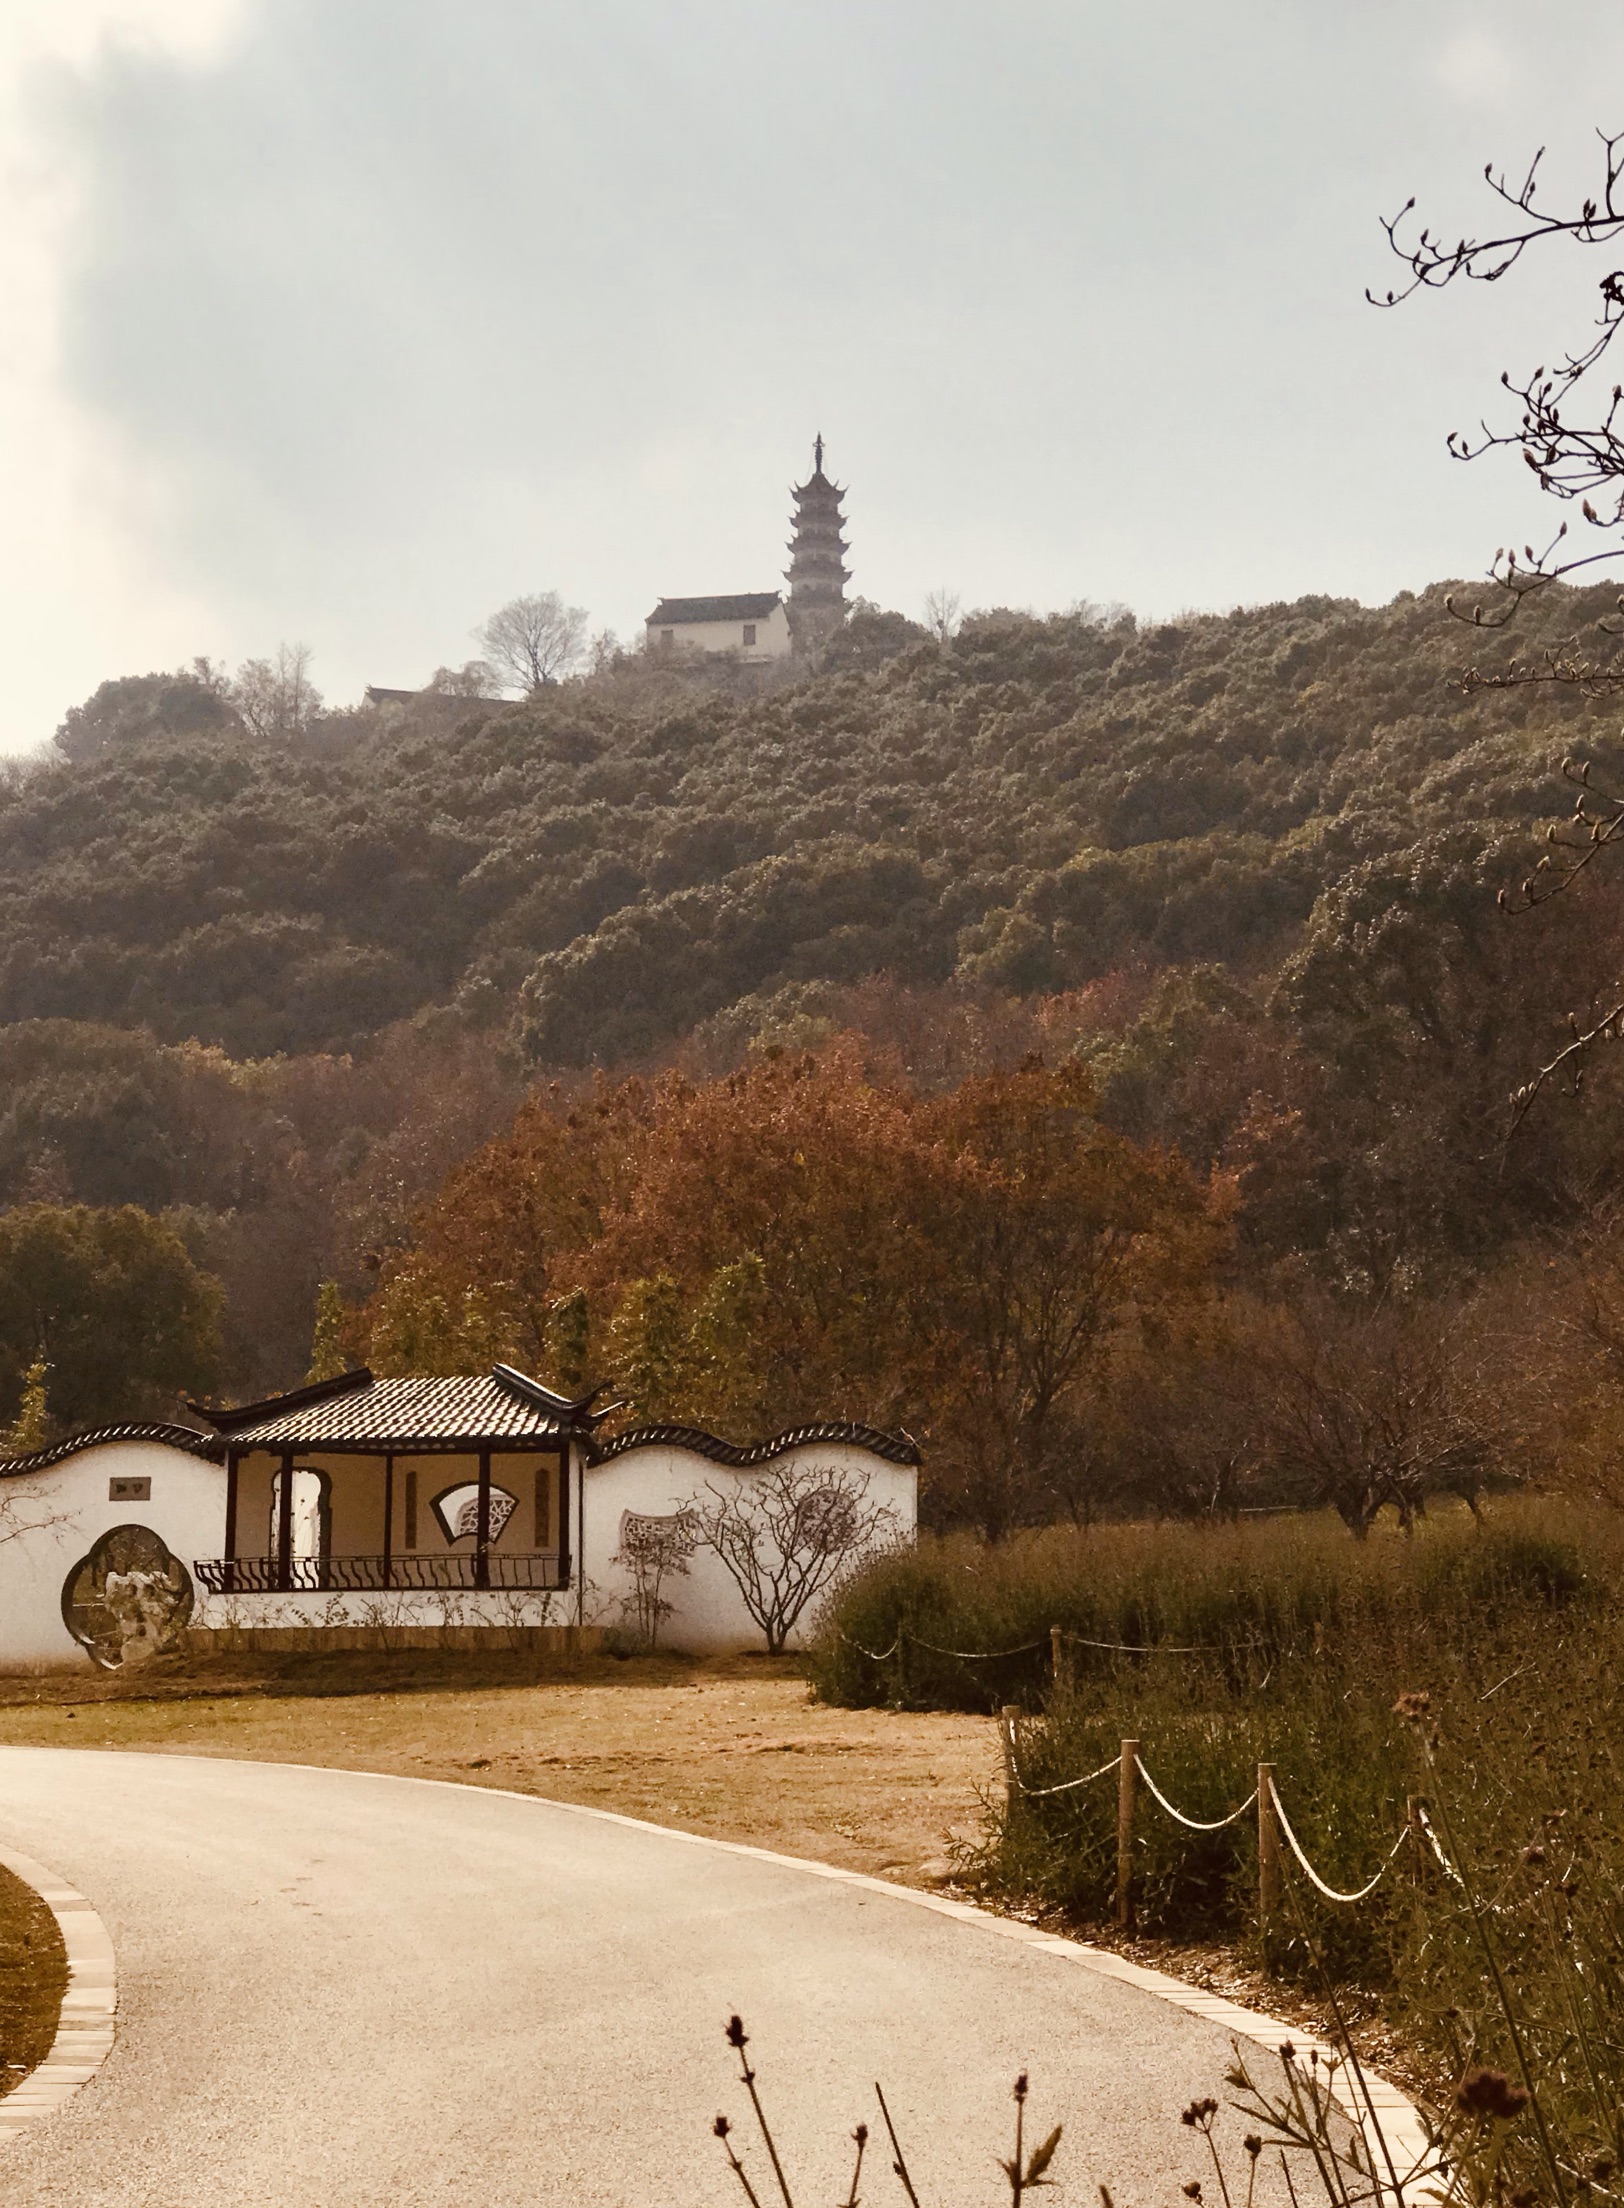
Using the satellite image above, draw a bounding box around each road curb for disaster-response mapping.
[0,1841,116,2145]
[238,1753,1436,2185]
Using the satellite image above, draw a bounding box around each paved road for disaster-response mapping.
[0,1748,1298,2207]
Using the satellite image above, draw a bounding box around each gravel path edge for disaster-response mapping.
[0,1842,115,2144]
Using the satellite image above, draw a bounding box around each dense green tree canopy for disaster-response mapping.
[9,583,1624,1428]
[8,585,1618,1062]
[0,1205,223,1429]
[52,664,242,763]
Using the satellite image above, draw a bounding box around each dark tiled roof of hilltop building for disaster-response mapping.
[646,593,783,625]
[190,1366,605,1452]
[364,684,506,707]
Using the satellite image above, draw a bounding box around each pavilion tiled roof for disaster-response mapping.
[193,1367,602,1452]
[646,593,782,626]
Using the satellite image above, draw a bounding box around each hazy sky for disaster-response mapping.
[0,0,1620,748]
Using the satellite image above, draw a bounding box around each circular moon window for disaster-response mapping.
[61,1525,194,1670]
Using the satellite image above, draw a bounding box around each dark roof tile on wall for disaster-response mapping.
[0,1391,918,1483]
[588,1421,920,1469]
[0,1423,225,1482]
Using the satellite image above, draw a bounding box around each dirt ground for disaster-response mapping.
[0,1652,1000,1889]
[0,1862,66,2096]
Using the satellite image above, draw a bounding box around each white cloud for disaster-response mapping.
[0,2,246,75]
[1431,28,1517,106]
[0,0,249,750]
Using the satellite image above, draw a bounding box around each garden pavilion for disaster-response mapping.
[188,1364,604,1596]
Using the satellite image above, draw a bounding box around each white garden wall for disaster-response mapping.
[0,1436,224,1671]
[582,1440,916,1654]
[0,1420,919,1668]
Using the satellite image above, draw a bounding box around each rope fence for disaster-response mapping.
[1415,1801,1465,1888]
[1266,1773,1412,1905]
[835,1620,1215,1670]
[997,1710,1461,1933]
[838,1617,1465,1930]
[1135,1755,1259,1833]
[1000,1753,1123,1801]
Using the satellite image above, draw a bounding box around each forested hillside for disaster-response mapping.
[7,581,1624,1503]
[3,586,1615,1064]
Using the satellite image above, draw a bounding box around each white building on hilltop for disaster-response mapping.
[645,436,852,663]
[645,592,791,663]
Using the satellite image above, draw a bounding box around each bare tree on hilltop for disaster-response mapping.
[231,642,322,744]
[476,592,589,693]
[923,588,961,645]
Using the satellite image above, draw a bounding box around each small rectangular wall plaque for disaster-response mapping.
[109,1477,151,1502]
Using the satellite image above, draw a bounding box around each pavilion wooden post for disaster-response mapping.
[475,1448,492,1591]
[381,1454,394,1592]
[576,1442,587,1626]
[275,1451,294,1592]
[1000,1706,1022,1820]
[222,1449,239,1596]
[1257,1764,1281,1934]
[557,1444,573,1602]
[1116,1738,1139,1930]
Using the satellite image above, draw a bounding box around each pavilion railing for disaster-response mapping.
[193,1554,567,1595]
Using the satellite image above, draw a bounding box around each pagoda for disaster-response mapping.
[785,435,850,652]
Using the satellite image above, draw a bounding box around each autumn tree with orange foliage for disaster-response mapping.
[364,1070,658,1379]
[357,1042,1229,1534]
[919,1058,1231,1538]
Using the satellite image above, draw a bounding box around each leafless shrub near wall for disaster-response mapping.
[613,1508,699,1649]
[691,1465,898,1655]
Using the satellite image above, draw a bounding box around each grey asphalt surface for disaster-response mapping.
[0,1747,1290,2207]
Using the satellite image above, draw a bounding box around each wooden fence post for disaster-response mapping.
[1257,1763,1281,1933]
[1116,1738,1139,1931]
[1407,1794,1425,1884]
[1050,1624,1066,1691]
[1000,1705,1022,1820]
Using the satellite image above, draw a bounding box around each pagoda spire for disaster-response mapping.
[785,435,849,653]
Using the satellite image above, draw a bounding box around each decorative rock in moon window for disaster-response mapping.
[430,1482,519,1545]
[61,1526,194,1670]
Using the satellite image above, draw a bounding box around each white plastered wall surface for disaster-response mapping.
[645,604,792,661]
[0,1438,225,1671]
[582,1441,917,1654]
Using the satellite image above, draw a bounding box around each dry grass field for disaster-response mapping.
[0,1652,1000,1887]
